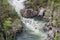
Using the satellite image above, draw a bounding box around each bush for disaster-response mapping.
[3,18,12,30]
[54,32,59,40]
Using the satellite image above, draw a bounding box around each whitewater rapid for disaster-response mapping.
[8,0,48,40]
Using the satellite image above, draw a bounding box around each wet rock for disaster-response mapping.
[43,26,49,32]
[47,27,55,40]
[43,24,49,32]
[20,8,38,18]
[20,7,46,18]
[38,7,45,16]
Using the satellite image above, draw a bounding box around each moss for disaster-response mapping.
[54,32,59,40]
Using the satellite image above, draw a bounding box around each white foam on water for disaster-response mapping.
[8,0,47,40]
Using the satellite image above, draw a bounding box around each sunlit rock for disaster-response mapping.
[38,7,46,17]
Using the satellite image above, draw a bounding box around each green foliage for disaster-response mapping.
[0,33,4,40]
[0,0,18,26]
[54,32,59,40]
[26,0,47,11]
[3,0,8,5]
[10,10,18,18]
[0,0,20,40]
[3,18,12,30]
[48,0,60,9]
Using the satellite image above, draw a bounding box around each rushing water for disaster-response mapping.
[9,0,48,40]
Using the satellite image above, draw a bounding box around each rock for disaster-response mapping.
[43,26,49,32]
[21,8,38,18]
[48,30,54,37]
[47,28,55,40]
[20,7,46,18]
[12,19,23,34]
[38,7,46,17]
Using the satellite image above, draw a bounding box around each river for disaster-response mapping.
[8,0,48,40]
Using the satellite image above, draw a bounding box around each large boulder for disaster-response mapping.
[20,7,46,18]
[38,7,46,17]
[20,8,38,18]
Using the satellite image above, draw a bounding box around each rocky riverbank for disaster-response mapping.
[43,22,60,40]
[20,1,46,18]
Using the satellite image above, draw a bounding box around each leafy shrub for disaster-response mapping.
[3,18,12,30]
[54,32,59,40]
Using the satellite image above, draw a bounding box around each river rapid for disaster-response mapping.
[8,0,48,40]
